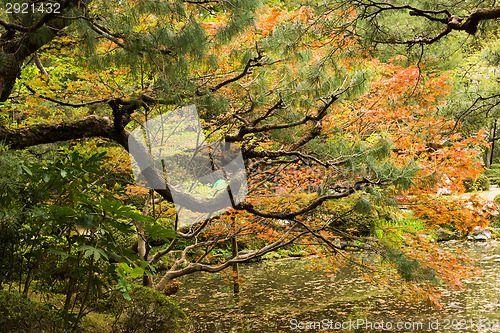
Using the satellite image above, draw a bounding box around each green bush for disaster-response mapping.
[463,174,490,192]
[485,166,500,185]
[491,216,500,228]
[314,198,380,236]
[494,193,500,206]
[106,285,188,333]
[0,290,66,333]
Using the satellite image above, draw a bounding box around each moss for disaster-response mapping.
[0,290,66,332]
[98,284,188,333]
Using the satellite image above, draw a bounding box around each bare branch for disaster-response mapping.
[25,84,109,107]
[89,22,125,48]
[154,225,301,291]
[359,2,500,44]
[199,43,264,95]
[0,18,31,32]
[33,54,50,81]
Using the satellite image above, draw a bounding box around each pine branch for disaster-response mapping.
[204,44,265,94]
[25,84,109,107]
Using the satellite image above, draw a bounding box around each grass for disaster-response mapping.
[374,215,426,240]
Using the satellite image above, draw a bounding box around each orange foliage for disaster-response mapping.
[324,58,492,235]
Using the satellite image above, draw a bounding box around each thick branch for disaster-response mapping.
[0,115,127,149]
[0,115,248,213]
[450,7,500,35]
[407,6,500,41]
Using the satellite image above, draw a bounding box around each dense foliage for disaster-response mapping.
[1,0,500,329]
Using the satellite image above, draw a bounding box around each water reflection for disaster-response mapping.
[171,240,500,332]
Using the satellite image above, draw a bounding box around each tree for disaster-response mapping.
[343,1,500,162]
[0,0,491,320]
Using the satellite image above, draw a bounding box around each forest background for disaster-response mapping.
[1,0,500,331]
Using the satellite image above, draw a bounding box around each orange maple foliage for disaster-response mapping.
[323,58,492,235]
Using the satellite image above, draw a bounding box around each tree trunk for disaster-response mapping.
[490,119,497,167]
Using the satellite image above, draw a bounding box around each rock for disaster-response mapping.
[435,228,455,241]
[417,233,429,240]
[163,279,181,296]
[447,303,463,309]
[489,227,500,239]
[467,226,492,241]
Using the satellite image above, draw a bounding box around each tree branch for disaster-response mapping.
[236,178,373,219]
[0,0,85,101]
[154,224,301,291]
[25,84,109,107]
[0,115,127,149]
[356,2,500,44]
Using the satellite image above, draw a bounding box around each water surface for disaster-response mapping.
[171,240,500,332]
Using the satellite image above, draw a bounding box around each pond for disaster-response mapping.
[170,240,500,332]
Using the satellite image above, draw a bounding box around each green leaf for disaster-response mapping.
[21,164,32,176]
[97,249,109,261]
[144,224,177,241]
[116,263,130,277]
[75,194,97,207]
[78,245,108,261]
[109,219,134,234]
[100,198,121,214]
[49,205,76,217]
[48,248,70,260]
[119,210,154,223]
[130,267,144,279]
[117,279,132,300]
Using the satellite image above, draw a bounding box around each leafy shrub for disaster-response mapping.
[490,194,500,228]
[490,216,500,228]
[314,198,380,236]
[485,166,500,185]
[105,285,188,333]
[494,193,500,206]
[463,174,490,192]
[0,290,66,332]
